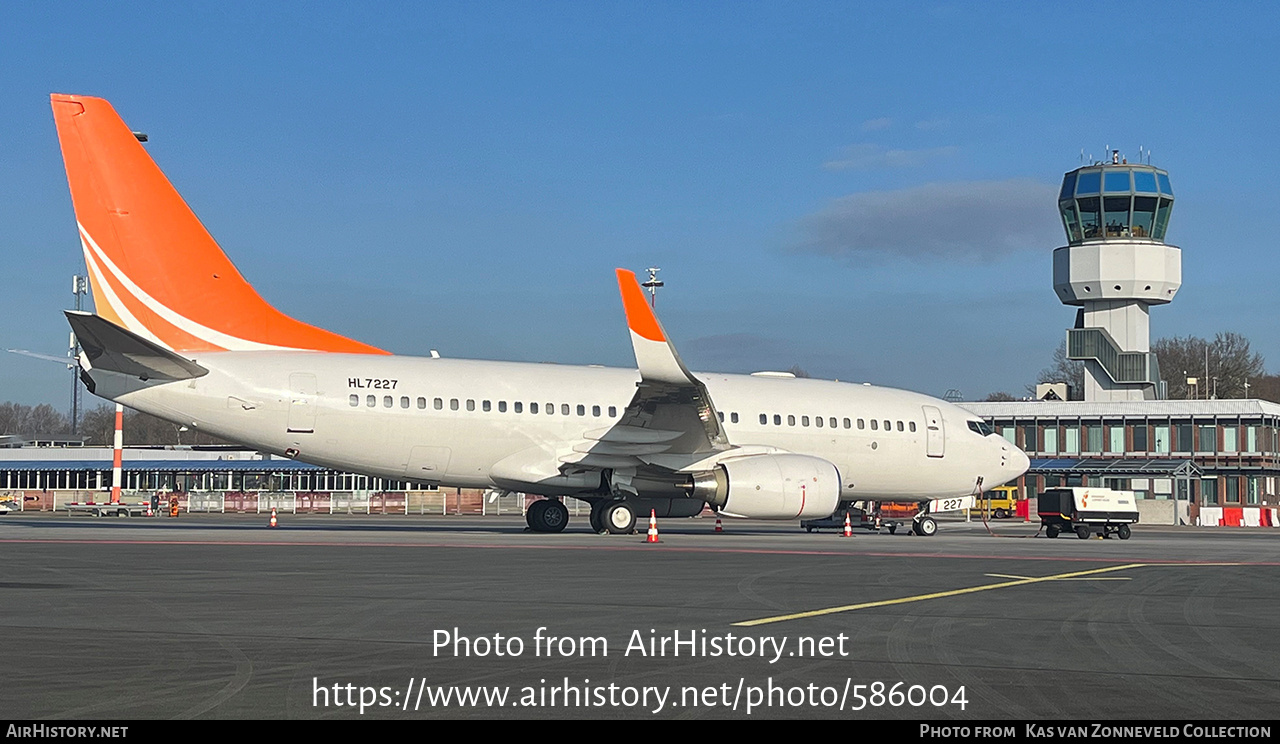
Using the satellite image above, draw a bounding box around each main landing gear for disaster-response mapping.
[590,500,637,535]
[525,499,569,533]
[525,497,640,535]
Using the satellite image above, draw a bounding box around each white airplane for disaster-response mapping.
[48,93,1029,534]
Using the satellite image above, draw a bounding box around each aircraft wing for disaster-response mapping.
[560,270,730,474]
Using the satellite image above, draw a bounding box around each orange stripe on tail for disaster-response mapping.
[51,94,387,354]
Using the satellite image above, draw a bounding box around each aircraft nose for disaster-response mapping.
[990,439,1030,486]
[1011,446,1030,477]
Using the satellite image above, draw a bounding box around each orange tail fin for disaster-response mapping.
[50,94,387,354]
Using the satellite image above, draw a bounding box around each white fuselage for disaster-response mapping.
[101,351,1028,505]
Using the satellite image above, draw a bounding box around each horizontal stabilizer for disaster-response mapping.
[6,349,77,367]
[66,311,208,381]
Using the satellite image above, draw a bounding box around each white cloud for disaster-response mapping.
[794,179,1061,263]
[823,143,958,171]
[861,117,893,131]
[915,118,948,131]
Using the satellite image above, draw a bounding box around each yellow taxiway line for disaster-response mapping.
[732,563,1148,627]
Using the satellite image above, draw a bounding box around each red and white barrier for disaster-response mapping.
[1196,506,1280,527]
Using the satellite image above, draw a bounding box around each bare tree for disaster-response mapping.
[1031,341,1085,400]
[0,402,71,439]
[1154,332,1264,399]
[983,391,1017,401]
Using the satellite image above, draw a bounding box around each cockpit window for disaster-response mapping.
[967,420,995,437]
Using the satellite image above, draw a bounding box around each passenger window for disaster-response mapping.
[417,397,426,409]
[434,398,443,410]
[871,420,878,430]
[530,402,539,414]
[367,395,376,407]
[830,417,838,428]
[787,415,796,426]
[609,406,617,417]
[400,396,409,409]
[718,412,725,422]
[883,420,891,431]
[547,403,555,415]
[383,396,393,408]
[463,399,473,411]
[897,421,904,431]
[731,412,739,424]
[499,401,507,413]
[815,416,823,428]
[349,394,359,407]
[450,399,459,411]
[801,416,810,427]
[576,404,584,416]
[592,405,601,417]
[560,403,569,415]
[774,414,781,425]
[483,400,492,412]
[760,414,768,425]
[515,402,524,413]
[909,421,916,432]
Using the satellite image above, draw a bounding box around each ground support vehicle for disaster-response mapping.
[802,495,974,537]
[63,501,151,518]
[1038,487,1138,540]
[969,485,1020,519]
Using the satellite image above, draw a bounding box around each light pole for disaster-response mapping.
[641,267,663,308]
[69,275,89,437]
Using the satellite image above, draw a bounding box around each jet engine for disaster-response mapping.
[687,453,841,519]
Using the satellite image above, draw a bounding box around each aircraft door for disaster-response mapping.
[287,373,318,434]
[922,405,945,458]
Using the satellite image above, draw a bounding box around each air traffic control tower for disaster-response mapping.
[1053,152,1181,401]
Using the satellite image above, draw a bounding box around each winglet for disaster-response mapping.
[616,269,666,342]
[615,269,694,385]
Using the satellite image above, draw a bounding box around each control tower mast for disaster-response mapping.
[1052,151,1181,401]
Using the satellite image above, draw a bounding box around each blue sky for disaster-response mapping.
[4,2,1279,409]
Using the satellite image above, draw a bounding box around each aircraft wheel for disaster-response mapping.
[913,517,937,537]
[603,501,636,535]
[1075,524,1092,540]
[1118,524,1132,540]
[589,503,606,534]
[1046,523,1060,539]
[539,500,569,533]
[525,499,548,531]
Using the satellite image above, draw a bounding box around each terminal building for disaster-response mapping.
[961,153,1280,526]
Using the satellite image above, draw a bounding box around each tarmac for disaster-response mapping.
[2,511,1278,719]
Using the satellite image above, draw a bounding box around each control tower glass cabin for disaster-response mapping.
[1059,163,1174,244]
[1052,156,1182,401]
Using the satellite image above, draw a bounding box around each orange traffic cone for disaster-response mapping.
[714,516,723,533]
[842,512,853,538]
[269,507,278,528]
[646,509,660,543]
[145,502,153,517]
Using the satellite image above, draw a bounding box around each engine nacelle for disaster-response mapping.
[688,453,841,520]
